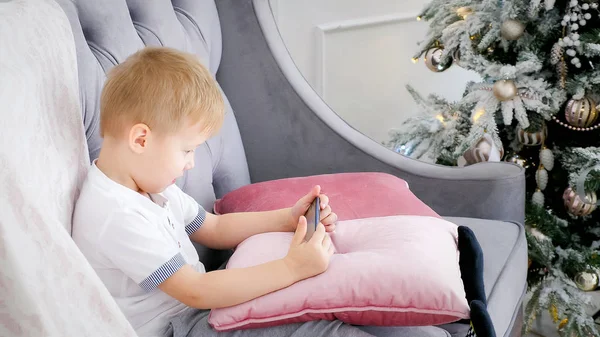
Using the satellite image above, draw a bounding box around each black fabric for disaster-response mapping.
[470,300,496,337]
[457,226,496,337]
[458,226,486,306]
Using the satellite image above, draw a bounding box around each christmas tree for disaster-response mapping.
[386,0,600,336]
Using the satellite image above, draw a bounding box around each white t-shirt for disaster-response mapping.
[72,162,207,337]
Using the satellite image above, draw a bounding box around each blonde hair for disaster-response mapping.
[100,46,224,138]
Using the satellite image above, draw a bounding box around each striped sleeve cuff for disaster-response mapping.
[139,253,185,292]
[185,205,206,236]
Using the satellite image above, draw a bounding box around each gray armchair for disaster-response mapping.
[53,0,527,336]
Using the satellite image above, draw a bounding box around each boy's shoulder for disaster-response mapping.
[72,163,156,239]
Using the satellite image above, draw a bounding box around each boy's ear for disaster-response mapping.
[129,123,151,154]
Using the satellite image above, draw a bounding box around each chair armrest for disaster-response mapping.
[216,0,525,224]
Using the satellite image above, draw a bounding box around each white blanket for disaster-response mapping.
[0,0,135,335]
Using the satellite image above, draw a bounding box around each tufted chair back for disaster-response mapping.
[54,0,251,269]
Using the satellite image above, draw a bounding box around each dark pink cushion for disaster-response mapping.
[214,172,439,219]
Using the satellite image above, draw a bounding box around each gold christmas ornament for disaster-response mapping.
[574,271,599,291]
[516,124,547,146]
[458,135,504,166]
[504,152,531,169]
[501,19,526,40]
[493,79,518,101]
[564,96,598,128]
[550,304,559,322]
[563,187,597,216]
[424,47,452,72]
[558,318,569,330]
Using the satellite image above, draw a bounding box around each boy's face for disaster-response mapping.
[132,121,208,194]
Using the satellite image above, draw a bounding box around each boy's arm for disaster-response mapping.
[189,186,336,249]
[160,220,333,309]
[159,260,295,309]
[190,209,294,250]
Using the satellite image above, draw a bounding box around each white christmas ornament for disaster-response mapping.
[540,148,555,171]
[533,190,545,207]
[501,20,526,40]
[536,168,549,190]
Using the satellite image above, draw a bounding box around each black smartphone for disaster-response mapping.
[304,196,320,242]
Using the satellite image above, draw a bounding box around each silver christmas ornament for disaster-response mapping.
[453,49,463,67]
[501,19,526,40]
[493,79,518,101]
[536,168,549,190]
[504,152,531,169]
[516,124,547,146]
[424,47,452,72]
[539,147,554,171]
[565,96,598,128]
[532,189,545,207]
[563,187,597,216]
[574,271,599,291]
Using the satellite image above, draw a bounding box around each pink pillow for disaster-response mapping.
[208,215,469,331]
[214,172,439,220]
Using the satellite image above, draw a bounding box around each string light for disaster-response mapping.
[472,108,485,122]
[456,7,473,19]
[416,16,422,21]
[411,57,419,63]
[435,114,446,125]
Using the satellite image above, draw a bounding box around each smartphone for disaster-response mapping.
[304,196,320,242]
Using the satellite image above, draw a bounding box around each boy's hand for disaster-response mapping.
[290,185,338,233]
[284,216,334,281]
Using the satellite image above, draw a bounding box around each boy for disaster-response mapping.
[73,47,409,337]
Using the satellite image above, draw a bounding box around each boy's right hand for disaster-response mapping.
[284,216,334,281]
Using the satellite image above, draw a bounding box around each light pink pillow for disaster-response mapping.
[213,172,440,220]
[208,215,469,331]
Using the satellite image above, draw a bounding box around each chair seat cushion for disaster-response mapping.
[208,215,470,331]
[440,217,527,337]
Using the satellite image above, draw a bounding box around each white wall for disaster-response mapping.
[270,0,481,144]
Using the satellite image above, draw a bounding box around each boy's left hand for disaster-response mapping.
[290,185,337,233]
